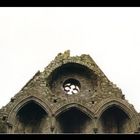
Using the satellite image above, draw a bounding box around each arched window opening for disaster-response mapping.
[14,101,48,133]
[99,106,131,133]
[56,107,92,133]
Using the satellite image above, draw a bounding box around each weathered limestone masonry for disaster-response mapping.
[0,50,140,133]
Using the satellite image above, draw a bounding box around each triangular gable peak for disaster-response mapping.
[0,50,139,133]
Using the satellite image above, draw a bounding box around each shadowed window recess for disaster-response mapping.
[56,107,92,133]
[14,101,48,133]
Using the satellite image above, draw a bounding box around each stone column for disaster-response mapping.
[50,114,56,133]
[93,116,98,134]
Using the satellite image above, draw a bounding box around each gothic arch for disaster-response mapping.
[55,103,94,133]
[7,96,52,133]
[95,99,139,133]
[55,103,94,119]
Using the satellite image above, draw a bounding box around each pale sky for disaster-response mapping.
[0,7,140,112]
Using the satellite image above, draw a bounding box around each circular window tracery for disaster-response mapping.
[63,79,81,95]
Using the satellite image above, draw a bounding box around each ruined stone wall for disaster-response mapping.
[0,50,139,134]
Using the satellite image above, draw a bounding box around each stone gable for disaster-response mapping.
[0,50,139,133]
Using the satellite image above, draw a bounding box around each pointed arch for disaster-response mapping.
[55,103,94,133]
[55,103,94,119]
[99,105,131,133]
[95,99,139,133]
[7,96,52,133]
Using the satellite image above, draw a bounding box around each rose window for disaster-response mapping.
[63,79,81,95]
